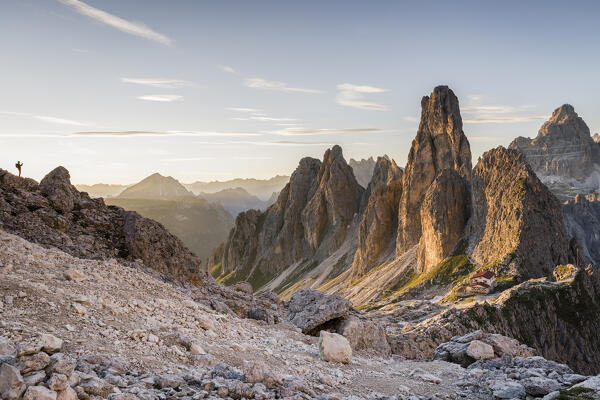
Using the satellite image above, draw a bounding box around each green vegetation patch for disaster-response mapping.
[386,252,475,300]
[557,386,596,400]
[274,260,319,294]
[324,254,349,282]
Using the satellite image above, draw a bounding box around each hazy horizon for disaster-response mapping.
[2,0,599,184]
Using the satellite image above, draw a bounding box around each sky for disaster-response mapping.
[1,0,599,184]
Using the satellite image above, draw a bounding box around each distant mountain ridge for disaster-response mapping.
[348,157,377,188]
[75,183,129,198]
[509,105,600,201]
[185,175,289,200]
[197,187,273,216]
[118,173,193,199]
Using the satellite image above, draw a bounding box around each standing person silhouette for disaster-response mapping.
[15,161,23,177]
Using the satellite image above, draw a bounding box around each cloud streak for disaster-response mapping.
[463,114,548,124]
[59,0,172,45]
[137,94,182,102]
[34,115,92,126]
[245,78,324,94]
[336,83,388,110]
[266,127,385,136]
[122,78,193,88]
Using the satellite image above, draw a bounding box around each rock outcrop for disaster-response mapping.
[468,147,570,278]
[563,193,600,267]
[396,86,472,268]
[210,146,363,289]
[348,157,377,188]
[0,167,205,283]
[389,267,600,375]
[351,157,403,277]
[510,105,600,201]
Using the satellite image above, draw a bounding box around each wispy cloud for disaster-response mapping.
[336,83,388,110]
[463,114,548,124]
[59,0,172,45]
[266,127,385,136]
[265,140,335,146]
[71,130,261,137]
[462,95,546,124]
[245,78,324,94]
[228,107,261,113]
[220,65,236,74]
[137,94,182,102]
[1,110,93,127]
[34,115,92,126]
[122,78,194,89]
[249,116,297,122]
[161,157,217,162]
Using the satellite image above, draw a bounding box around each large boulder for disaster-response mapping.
[39,167,80,214]
[286,289,351,335]
[0,364,26,400]
[336,316,391,357]
[318,331,352,364]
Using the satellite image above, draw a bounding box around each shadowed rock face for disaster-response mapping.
[302,146,364,253]
[417,169,470,272]
[468,147,570,278]
[212,146,363,287]
[396,86,472,257]
[351,157,403,277]
[510,105,598,182]
[0,167,205,283]
[563,193,600,267]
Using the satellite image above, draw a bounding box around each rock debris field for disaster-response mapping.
[1,230,600,400]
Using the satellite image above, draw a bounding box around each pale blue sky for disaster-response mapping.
[1,0,599,184]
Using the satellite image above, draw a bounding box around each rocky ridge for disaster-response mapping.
[211,146,364,291]
[0,167,204,283]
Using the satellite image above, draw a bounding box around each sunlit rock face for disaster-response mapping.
[396,86,472,270]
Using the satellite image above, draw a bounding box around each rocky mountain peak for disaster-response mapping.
[302,146,364,252]
[509,104,596,187]
[468,146,570,278]
[118,172,192,200]
[538,104,590,140]
[546,104,577,125]
[396,85,472,256]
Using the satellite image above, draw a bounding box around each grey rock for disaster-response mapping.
[0,363,26,400]
[521,377,561,396]
[286,289,351,334]
[23,386,57,400]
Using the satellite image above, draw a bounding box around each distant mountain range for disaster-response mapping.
[184,176,289,200]
[75,183,129,198]
[198,187,273,216]
[104,173,233,260]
